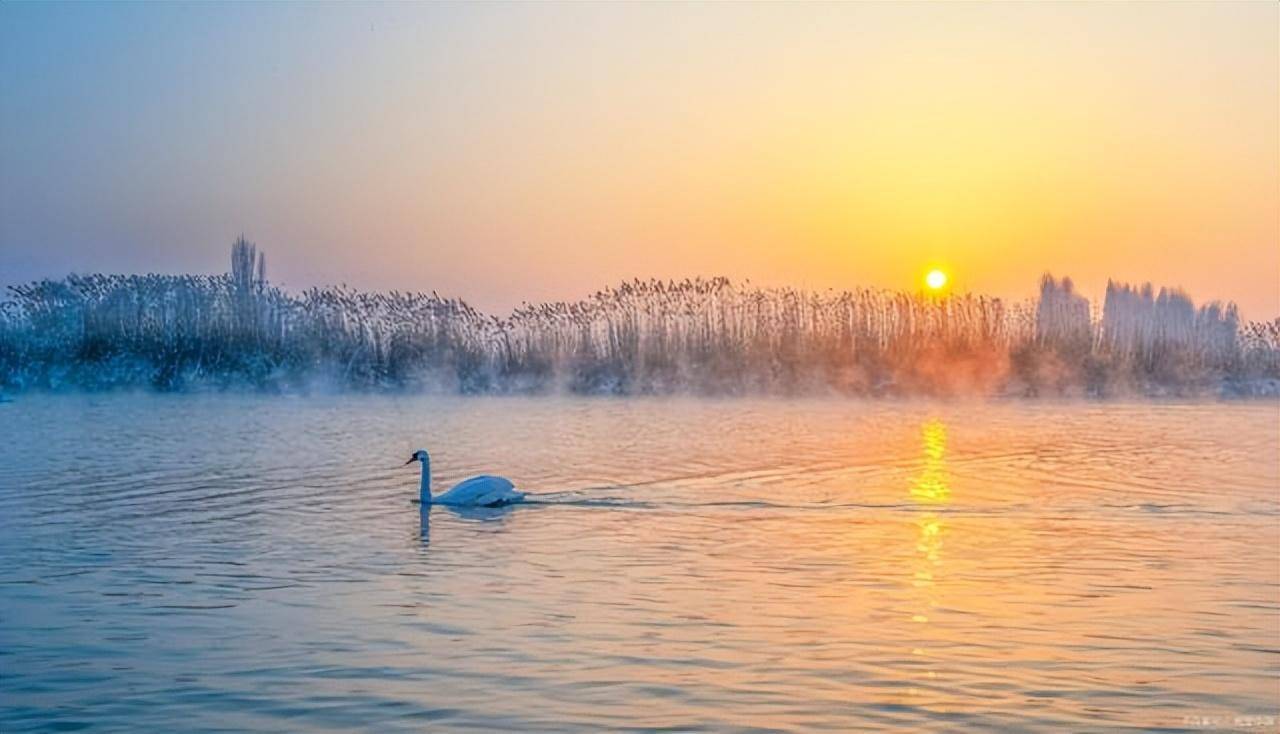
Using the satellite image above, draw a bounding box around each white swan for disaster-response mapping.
[405,449,525,507]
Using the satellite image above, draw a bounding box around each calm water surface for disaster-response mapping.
[1,395,1277,732]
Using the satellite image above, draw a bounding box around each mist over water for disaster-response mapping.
[1,395,1277,732]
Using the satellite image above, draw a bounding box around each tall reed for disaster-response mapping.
[1,240,1275,395]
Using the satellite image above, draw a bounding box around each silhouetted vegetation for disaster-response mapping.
[1,239,1276,396]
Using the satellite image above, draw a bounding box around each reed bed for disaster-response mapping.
[1,240,1275,396]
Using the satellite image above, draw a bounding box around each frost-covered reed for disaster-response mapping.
[1,240,1275,396]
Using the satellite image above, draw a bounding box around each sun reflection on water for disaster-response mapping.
[908,419,949,693]
[911,419,949,613]
[911,419,950,505]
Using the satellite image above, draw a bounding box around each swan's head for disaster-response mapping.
[404,449,429,466]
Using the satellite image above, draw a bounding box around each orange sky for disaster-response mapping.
[2,2,1277,317]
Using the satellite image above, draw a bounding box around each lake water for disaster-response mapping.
[1,395,1277,732]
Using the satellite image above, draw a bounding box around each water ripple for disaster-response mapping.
[0,395,1277,732]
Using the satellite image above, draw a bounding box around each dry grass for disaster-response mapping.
[1,240,1275,395]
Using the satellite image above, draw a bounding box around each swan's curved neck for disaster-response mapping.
[419,458,432,504]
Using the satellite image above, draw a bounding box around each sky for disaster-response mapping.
[2,2,1277,318]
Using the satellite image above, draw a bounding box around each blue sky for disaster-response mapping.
[3,2,1276,316]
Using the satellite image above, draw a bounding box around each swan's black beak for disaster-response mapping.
[404,456,416,466]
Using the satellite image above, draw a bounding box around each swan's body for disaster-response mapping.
[433,474,521,506]
[406,449,525,507]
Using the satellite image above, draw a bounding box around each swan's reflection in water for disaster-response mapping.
[908,419,949,692]
[417,503,519,546]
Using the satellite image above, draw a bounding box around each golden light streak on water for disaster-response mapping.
[906,418,951,701]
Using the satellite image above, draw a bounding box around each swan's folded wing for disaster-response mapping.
[437,475,497,504]
[475,486,523,507]
[436,475,516,505]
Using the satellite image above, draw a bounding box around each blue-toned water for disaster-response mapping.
[1,395,1277,732]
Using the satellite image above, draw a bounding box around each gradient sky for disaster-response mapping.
[2,2,1277,317]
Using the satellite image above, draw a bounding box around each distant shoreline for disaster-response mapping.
[2,241,1277,398]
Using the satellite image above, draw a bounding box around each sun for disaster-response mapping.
[925,269,948,290]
